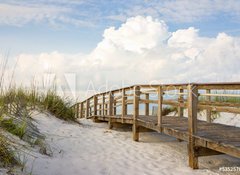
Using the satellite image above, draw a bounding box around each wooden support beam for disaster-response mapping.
[188,84,199,169]
[109,92,113,115]
[194,146,223,157]
[108,92,114,129]
[145,93,149,116]
[178,88,184,117]
[206,89,211,123]
[86,100,90,118]
[122,89,126,123]
[99,104,102,115]
[80,103,83,118]
[75,104,78,118]
[133,86,140,141]
[93,96,97,116]
[157,86,163,132]
[102,94,105,116]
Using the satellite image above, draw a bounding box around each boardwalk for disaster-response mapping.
[73,83,240,169]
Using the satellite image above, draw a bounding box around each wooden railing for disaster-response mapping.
[73,82,240,169]
[74,82,240,120]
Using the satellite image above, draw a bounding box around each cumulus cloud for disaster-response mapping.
[9,16,240,99]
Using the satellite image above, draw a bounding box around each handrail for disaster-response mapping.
[71,82,240,169]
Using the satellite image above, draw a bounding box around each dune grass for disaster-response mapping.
[0,134,18,167]
[0,86,76,168]
[40,90,76,121]
[0,87,76,121]
[0,117,26,139]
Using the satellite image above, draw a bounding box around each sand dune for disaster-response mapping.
[22,113,240,175]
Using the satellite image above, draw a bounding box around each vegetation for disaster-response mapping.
[0,117,26,139]
[0,87,76,121]
[41,90,76,121]
[0,134,18,167]
[0,86,76,169]
[162,106,177,116]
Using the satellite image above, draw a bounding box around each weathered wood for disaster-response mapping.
[140,99,158,104]
[114,95,122,100]
[99,104,102,115]
[133,86,140,141]
[206,89,211,123]
[188,84,199,169]
[86,100,90,118]
[79,103,83,118]
[145,93,149,116]
[178,89,184,117]
[108,92,114,129]
[93,96,97,116]
[113,92,117,115]
[122,89,126,123]
[194,147,223,157]
[157,86,163,132]
[76,82,240,170]
[102,94,105,116]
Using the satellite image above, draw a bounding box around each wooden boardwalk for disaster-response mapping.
[73,83,240,169]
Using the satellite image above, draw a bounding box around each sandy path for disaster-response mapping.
[24,113,240,175]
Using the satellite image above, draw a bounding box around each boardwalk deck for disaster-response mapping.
[73,82,240,169]
[92,114,240,158]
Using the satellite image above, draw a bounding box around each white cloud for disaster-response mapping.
[101,16,170,53]
[0,2,93,27]
[8,16,240,99]
[1,0,240,28]
[109,0,240,23]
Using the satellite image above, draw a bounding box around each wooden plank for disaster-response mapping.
[86,99,90,118]
[206,89,211,122]
[188,84,199,169]
[99,104,102,115]
[140,99,158,104]
[178,88,184,117]
[102,94,105,115]
[145,93,149,116]
[193,146,223,157]
[201,93,240,98]
[157,86,163,131]
[122,89,126,123]
[133,86,140,141]
[93,96,97,116]
[80,102,83,118]
[108,92,114,129]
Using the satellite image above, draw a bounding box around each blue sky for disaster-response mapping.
[1,0,240,99]
[1,0,240,55]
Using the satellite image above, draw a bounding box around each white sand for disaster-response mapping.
[19,112,240,175]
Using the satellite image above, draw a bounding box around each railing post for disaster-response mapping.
[122,89,126,123]
[102,94,105,116]
[113,92,116,115]
[145,93,149,116]
[206,89,211,123]
[80,102,83,118]
[133,86,140,141]
[99,104,102,116]
[93,96,97,116]
[178,88,184,117]
[188,83,199,169]
[76,103,80,118]
[108,92,114,129]
[157,86,163,132]
[86,100,90,118]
